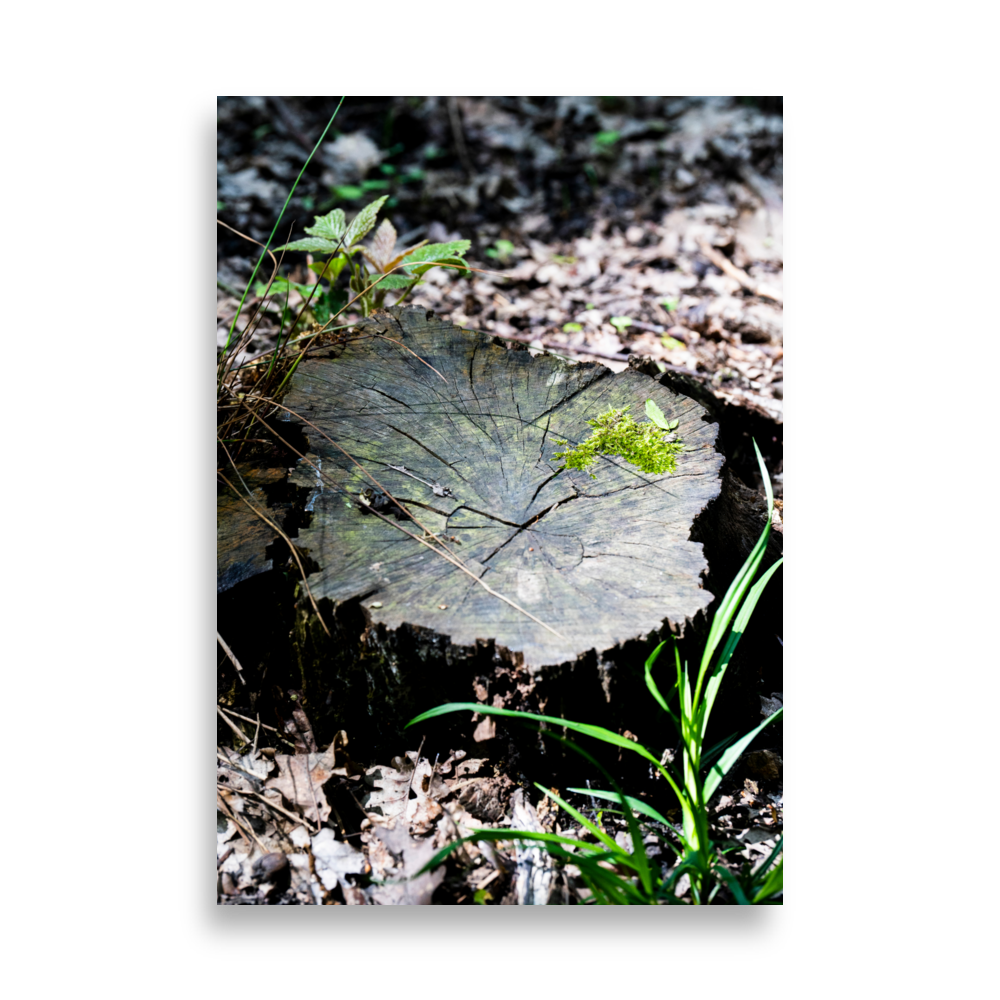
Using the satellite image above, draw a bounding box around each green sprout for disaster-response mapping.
[552,401,682,479]
[563,322,583,333]
[610,316,633,332]
[484,239,516,264]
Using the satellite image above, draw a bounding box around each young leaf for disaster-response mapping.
[361,218,398,272]
[645,398,670,430]
[303,208,347,242]
[364,273,415,290]
[398,240,471,266]
[271,237,341,254]
[343,195,389,248]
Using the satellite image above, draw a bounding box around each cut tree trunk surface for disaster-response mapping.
[283,307,724,672]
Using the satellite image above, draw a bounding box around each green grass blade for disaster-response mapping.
[223,98,344,355]
[751,858,783,903]
[701,732,738,770]
[645,641,681,731]
[531,740,654,894]
[700,556,784,734]
[703,707,783,801]
[567,787,680,835]
[533,784,622,856]
[714,865,752,904]
[407,702,662,767]
[696,438,774,688]
[751,835,783,886]
[412,827,593,877]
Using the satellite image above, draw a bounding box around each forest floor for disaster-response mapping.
[217,97,783,904]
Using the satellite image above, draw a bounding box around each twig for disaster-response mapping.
[216,632,246,686]
[386,464,454,498]
[217,707,287,738]
[696,239,782,304]
[215,705,247,743]
[216,791,266,853]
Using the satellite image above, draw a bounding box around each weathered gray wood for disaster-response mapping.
[285,307,724,672]
[217,465,284,593]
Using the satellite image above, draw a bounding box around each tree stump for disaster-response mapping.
[284,307,724,675]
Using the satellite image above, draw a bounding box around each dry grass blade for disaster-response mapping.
[216,219,282,375]
[217,631,247,685]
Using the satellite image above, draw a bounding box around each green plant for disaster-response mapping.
[252,275,346,332]
[220,98,345,357]
[331,178,392,202]
[609,315,632,332]
[552,399,683,478]
[272,195,470,318]
[484,239,516,265]
[407,440,783,905]
[594,129,621,150]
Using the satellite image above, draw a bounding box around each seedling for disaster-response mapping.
[610,316,632,332]
[272,195,470,318]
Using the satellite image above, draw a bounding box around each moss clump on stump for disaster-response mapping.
[553,406,684,478]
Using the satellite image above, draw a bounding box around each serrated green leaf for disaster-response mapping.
[303,208,346,242]
[397,240,471,268]
[344,195,389,248]
[365,273,415,290]
[410,260,467,278]
[272,237,342,254]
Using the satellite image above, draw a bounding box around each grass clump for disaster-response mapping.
[552,399,683,478]
[408,440,783,905]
